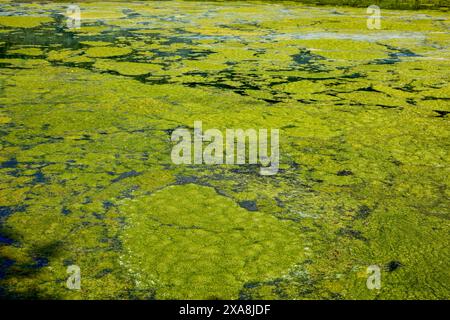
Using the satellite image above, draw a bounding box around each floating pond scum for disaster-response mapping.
[0,0,448,301]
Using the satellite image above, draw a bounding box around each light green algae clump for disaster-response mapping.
[121,184,305,299]
[85,47,132,58]
[0,16,52,28]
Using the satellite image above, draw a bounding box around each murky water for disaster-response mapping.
[0,1,449,299]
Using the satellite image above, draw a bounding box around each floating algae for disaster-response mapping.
[93,60,162,76]
[0,0,449,300]
[121,184,305,299]
[85,46,133,58]
[0,16,53,29]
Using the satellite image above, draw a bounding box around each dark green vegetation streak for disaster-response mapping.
[275,0,449,10]
[0,0,449,299]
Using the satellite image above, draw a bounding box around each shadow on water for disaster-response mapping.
[0,204,63,299]
[0,238,64,299]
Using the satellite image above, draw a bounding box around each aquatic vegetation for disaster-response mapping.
[85,47,133,58]
[7,47,44,57]
[93,60,161,76]
[122,184,305,299]
[0,16,52,29]
[0,0,449,300]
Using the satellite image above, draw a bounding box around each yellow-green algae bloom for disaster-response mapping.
[0,0,448,300]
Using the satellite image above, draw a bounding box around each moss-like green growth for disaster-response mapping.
[121,184,305,299]
[85,47,133,58]
[8,47,44,56]
[0,16,52,28]
[0,0,448,300]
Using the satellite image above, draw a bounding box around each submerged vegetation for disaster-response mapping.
[0,0,449,299]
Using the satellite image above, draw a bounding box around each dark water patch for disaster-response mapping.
[406,98,417,105]
[344,72,365,79]
[0,205,26,219]
[117,186,139,199]
[0,258,15,279]
[238,200,258,212]
[373,45,420,65]
[292,49,324,65]
[61,207,71,215]
[74,134,92,141]
[292,49,327,72]
[355,205,371,219]
[65,160,88,171]
[95,68,134,79]
[111,170,141,183]
[150,48,213,60]
[394,48,420,58]
[31,257,49,269]
[142,75,171,85]
[0,214,21,246]
[95,268,113,278]
[0,15,143,55]
[0,157,18,169]
[92,212,104,220]
[33,171,47,184]
[40,136,64,144]
[390,157,403,166]
[230,164,261,175]
[141,151,149,161]
[122,9,142,19]
[0,62,28,70]
[337,227,367,241]
[385,260,403,272]
[103,200,114,210]
[63,259,74,266]
[398,82,417,93]
[0,26,81,51]
[433,110,450,118]
[0,235,14,245]
[184,80,242,93]
[356,85,382,93]
[423,96,450,101]
[176,175,199,185]
[372,56,399,65]
[336,169,353,176]
[51,60,95,71]
[161,35,194,46]
[266,72,364,88]
[181,69,267,98]
[376,104,403,110]
[261,97,284,104]
[82,197,92,204]
[275,197,285,208]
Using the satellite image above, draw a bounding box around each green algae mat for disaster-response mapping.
[0,0,449,299]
